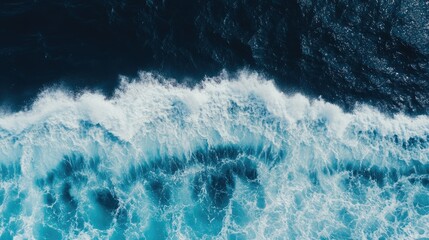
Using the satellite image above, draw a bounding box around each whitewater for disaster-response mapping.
[0,71,428,239]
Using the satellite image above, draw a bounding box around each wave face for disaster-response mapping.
[0,72,428,239]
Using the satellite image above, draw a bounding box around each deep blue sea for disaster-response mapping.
[0,1,428,239]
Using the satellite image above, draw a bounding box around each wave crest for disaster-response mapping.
[0,71,428,239]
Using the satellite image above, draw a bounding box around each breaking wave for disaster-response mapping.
[0,71,428,239]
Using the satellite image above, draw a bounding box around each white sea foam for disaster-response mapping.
[0,71,428,239]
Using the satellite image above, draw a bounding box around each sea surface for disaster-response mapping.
[0,1,428,239]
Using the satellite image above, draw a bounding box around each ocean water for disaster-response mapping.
[1,0,429,114]
[0,71,427,239]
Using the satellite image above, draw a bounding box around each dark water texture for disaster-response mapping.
[0,0,428,114]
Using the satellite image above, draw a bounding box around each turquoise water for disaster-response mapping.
[0,72,428,239]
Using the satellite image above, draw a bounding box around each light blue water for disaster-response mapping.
[0,72,428,239]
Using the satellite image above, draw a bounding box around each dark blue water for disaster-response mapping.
[1,0,428,114]
[0,1,428,239]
